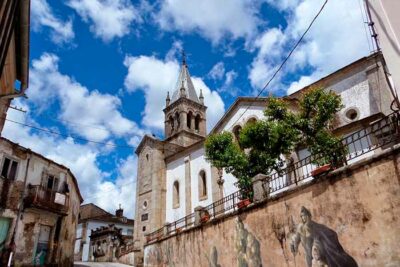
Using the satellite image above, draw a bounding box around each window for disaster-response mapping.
[233,125,242,143]
[175,112,180,129]
[142,226,146,232]
[169,116,174,132]
[1,157,18,180]
[41,172,59,191]
[173,181,180,208]
[246,117,257,125]
[127,229,133,235]
[198,170,207,199]
[195,114,201,132]
[187,112,193,129]
[345,108,359,121]
[142,200,148,209]
[141,213,148,221]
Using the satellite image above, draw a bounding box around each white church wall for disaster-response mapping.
[189,147,213,210]
[166,158,186,223]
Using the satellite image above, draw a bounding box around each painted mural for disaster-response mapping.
[144,153,400,267]
[289,207,358,267]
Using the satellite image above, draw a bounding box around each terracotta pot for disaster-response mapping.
[175,228,182,234]
[236,198,251,209]
[200,214,210,223]
[311,164,332,177]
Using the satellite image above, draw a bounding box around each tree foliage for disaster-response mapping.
[205,88,345,197]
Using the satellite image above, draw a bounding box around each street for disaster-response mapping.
[74,262,132,267]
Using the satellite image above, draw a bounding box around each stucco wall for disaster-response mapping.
[144,148,400,267]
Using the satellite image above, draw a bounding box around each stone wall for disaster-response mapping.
[144,147,400,267]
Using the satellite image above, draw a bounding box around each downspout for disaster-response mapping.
[8,150,31,267]
[364,0,400,109]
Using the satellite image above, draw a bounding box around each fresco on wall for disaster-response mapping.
[289,206,358,267]
[235,219,262,267]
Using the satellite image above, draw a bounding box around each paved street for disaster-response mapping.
[74,262,132,267]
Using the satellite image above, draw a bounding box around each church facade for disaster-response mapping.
[132,51,394,264]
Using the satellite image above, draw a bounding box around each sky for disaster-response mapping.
[3,0,374,218]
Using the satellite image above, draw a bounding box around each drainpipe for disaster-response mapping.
[8,150,31,267]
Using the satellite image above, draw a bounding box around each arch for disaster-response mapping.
[169,116,174,132]
[232,125,242,143]
[246,117,257,125]
[198,170,207,199]
[195,114,201,132]
[175,112,180,129]
[187,111,193,129]
[173,180,180,208]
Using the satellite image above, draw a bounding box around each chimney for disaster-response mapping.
[116,204,123,218]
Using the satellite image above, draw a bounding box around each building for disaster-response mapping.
[365,0,400,97]
[74,203,134,262]
[0,137,83,266]
[132,51,395,264]
[0,0,30,133]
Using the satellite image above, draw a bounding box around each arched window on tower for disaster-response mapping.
[187,111,193,129]
[195,114,201,132]
[173,181,180,208]
[175,112,180,129]
[246,117,257,125]
[198,170,207,200]
[169,116,174,133]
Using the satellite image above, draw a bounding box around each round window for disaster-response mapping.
[143,200,148,209]
[345,108,358,121]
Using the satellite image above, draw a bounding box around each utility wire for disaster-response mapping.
[5,118,135,149]
[227,0,329,131]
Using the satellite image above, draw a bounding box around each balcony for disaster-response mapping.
[24,185,69,215]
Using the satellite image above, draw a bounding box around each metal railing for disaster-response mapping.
[146,111,400,244]
[25,185,70,215]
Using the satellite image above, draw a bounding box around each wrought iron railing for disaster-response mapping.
[25,185,69,215]
[146,111,400,244]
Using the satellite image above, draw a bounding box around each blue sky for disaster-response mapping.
[4,0,372,217]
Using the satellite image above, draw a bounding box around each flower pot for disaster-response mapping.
[175,228,182,234]
[236,198,251,209]
[200,214,210,223]
[311,164,332,177]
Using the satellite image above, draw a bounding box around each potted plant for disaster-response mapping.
[200,212,210,223]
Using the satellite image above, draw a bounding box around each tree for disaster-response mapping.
[205,88,345,199]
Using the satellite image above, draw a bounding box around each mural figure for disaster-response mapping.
[290,206,358,267]
[235,219,262,267]
[207,246,221,267]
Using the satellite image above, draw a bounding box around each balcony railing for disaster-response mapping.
[146,111,400,244]
[24,185,69,215]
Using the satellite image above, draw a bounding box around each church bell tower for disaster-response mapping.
[163,54,207,147]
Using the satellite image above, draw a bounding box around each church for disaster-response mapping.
[132,51,394,263]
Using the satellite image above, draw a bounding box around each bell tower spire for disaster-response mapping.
[163,51,207,147]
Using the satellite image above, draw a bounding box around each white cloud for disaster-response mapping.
[208,62,225,80]
[124,55,225,132]
[67,0,140,41]
[249,0,370,94]
[28,53,144,142]
[31,0,74,44]
[156,0,259,43]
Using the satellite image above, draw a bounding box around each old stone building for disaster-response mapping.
[132,52,395,264]
[0,137,83,266]
[0,0,30,133]
[74,203,134,262]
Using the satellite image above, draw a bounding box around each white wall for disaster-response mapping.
[165,158,186,223]
[189,148,213,210]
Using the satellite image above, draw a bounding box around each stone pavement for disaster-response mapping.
[74,262,132,267]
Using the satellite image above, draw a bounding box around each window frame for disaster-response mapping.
[0,156,19,180]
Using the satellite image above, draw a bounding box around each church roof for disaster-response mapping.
[170,61,200,104]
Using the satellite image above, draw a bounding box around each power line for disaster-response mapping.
[227,0,329,131]
[5,118,135,149]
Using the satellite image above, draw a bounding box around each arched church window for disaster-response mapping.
[198,170,207,199]
[233,125,242,143]
[187,111,193,129]
[246,117,257,125]
[173,181,180,208]
[195,115,201,132]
